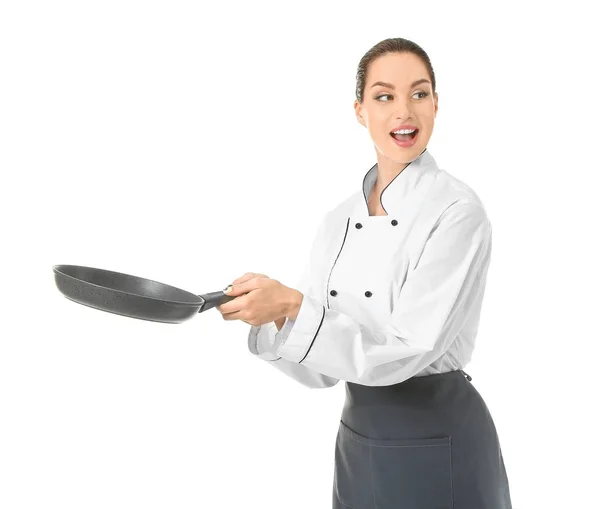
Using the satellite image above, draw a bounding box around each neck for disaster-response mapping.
[374,158,410,192]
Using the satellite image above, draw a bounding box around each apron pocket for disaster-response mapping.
[335,419,453,509]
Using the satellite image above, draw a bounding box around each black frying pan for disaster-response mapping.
[53,264,235,324]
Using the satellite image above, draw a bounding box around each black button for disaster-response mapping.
[391,219,398,226]
[355,223,362,229]
[330,290,337,296]
[365,291,372,297]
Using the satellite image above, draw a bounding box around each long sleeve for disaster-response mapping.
[270,200,492,387]
[247,215,341,389]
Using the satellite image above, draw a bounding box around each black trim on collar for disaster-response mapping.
[362,147,428,215]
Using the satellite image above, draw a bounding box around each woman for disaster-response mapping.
[216,37,512,509]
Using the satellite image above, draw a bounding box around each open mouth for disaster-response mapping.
[390,129,419,141]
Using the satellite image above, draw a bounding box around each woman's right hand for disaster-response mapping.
[230,272,268,285]
[221,272,288,330]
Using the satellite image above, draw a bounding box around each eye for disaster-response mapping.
[375,91,430,101]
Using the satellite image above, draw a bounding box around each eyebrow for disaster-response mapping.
[370,79,431,90]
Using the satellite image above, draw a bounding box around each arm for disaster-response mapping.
[248,317,340,389]
[247,215,341,389]
[269,201,492,386]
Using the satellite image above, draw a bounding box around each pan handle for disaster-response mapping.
[197,291,235,313]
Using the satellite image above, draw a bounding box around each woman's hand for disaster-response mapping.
[215,272,302,327]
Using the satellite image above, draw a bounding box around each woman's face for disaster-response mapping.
[354,52,438,163]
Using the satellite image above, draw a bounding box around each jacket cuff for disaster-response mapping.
[247,322,282,361]
[274,294,325,363]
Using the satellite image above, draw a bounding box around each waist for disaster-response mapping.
[340,369,477,439]
[345,368,471,400]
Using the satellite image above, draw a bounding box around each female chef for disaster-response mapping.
[215,37,512,509]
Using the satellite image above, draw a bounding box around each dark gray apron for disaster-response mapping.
[333,369,512,509]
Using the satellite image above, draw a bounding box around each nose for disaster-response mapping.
[392,98,413,119]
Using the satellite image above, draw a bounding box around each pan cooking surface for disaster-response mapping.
[55,265,203,305]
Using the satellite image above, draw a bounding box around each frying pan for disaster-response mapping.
[53,264,235,324]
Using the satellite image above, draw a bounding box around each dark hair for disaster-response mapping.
[355,38,436,104]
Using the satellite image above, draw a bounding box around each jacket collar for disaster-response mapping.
[358,147,438,217]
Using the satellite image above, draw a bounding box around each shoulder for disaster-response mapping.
[431,168,486,206]
[403,168,491,260]
[425,167,491,227]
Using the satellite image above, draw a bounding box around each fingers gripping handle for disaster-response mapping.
[197,291,235,312]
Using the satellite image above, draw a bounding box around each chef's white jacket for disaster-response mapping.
[247,148,492,389]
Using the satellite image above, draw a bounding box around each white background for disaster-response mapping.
[1,1,598,508]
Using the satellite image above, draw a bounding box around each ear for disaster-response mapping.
[354,99,366,128]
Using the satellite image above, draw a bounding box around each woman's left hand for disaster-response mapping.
[215,272,298,327]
